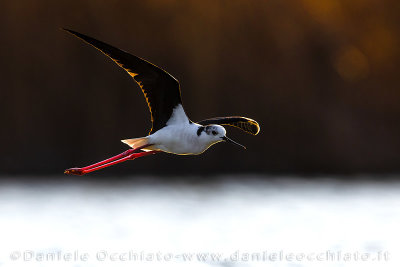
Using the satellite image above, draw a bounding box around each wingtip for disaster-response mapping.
[251,120,261,135]
[63,28,77,34]
[61,28,80,37]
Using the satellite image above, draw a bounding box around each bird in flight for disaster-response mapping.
[63,29,260,175]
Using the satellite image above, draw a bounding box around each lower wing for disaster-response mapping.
[197,116,260,135]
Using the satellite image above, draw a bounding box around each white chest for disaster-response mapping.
[148,123,211,155]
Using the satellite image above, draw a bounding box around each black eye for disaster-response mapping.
[212,131,217,135]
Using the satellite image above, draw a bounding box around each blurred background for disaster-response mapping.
[1,1,400,267]
[1,0,399,175]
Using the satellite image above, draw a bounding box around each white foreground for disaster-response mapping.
[0,176,399,267]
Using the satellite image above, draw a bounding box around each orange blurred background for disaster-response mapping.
[1,0,399,175]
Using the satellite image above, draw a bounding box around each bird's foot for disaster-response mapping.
[64,168,85,176]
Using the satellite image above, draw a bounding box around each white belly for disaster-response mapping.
[147,124,209,155]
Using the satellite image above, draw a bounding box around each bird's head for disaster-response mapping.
[203,125,246,149]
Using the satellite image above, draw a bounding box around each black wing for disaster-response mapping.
[63,29,182,134]
[197,116,260,135]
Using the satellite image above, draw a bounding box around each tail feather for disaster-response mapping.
[121,137,149,148]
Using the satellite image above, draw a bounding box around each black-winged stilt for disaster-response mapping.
[63,29,260,175]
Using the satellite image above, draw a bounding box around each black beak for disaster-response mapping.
[222,136,246,149]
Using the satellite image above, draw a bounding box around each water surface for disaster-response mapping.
[0,176,398,266]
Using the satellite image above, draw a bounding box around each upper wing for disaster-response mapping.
[197,116,260,135]
[63,29,183,134]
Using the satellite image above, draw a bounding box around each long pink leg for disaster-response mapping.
[67,150,160,175]
[64,145,155,175]
[80,148,140,170]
